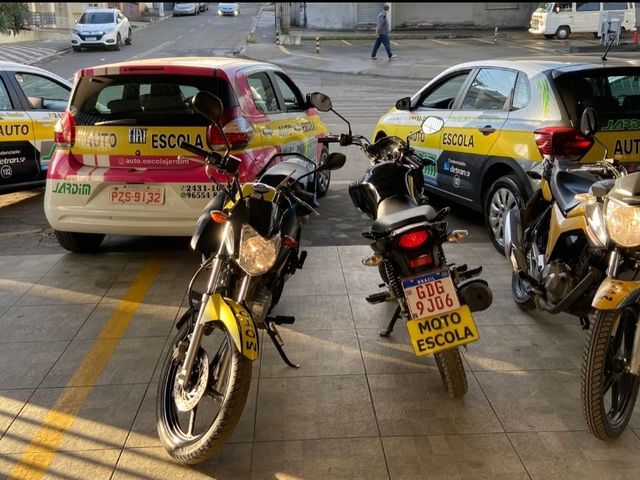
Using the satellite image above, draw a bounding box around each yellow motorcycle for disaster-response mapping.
[504,107,640,439]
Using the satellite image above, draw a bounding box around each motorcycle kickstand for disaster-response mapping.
[379,306,402,338]
[265,321,300,369]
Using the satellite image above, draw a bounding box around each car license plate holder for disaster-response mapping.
[108,185,165,205]
[402,268,460,320]
[86,36,97,41]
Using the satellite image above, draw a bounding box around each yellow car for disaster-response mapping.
[373,60,640,252]
[0,61,71,194]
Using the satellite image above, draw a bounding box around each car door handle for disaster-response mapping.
[479,125,496,135]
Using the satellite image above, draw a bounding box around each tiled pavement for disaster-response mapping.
[1,244,640,479]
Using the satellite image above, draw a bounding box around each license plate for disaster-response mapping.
[402,269,460,320]
[406,305,479,356]
[108,185,164,205]
[86,36,97,41]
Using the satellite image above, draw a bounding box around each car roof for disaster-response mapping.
[79,56,280,77]
[0,61,72,86]
[447,59,638,77]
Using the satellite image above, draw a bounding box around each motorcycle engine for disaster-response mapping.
[542,261,575,304]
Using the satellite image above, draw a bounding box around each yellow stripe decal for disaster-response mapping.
[9,258,164,480]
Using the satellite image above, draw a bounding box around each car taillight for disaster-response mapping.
[397,229,429,249]
[54,110,75,148]
[533,126,593,161]
[206,117,253,150]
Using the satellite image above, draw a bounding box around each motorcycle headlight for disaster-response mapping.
[606,198,640,247]
[238,225,280,276]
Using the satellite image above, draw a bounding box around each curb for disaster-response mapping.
[569,42,639,53]
[237,4,268,56]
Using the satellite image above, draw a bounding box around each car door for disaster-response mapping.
[9,70,71,176]
[0,72,38,189]
[116,10,128,39]
[574,2,601,32]
[437,67,518,202]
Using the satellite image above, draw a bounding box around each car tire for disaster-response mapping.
[316,146,331,198]
[484,174,526,255]
[72,46,81,52]
[556,26,570,40]
[125,28,132,45]
[54,230,105,253]
[114,33,122,51]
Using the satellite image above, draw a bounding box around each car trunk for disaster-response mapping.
[554,67,640,164]
[69,72,236,170]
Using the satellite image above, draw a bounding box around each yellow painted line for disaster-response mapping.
[9,258,164,480]
[278,45,292,55]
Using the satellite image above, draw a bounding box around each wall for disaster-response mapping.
[306,2,356,30]
[392,2,537,28]
[0,28,69,44]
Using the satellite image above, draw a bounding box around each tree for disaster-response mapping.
[0,3,29,36]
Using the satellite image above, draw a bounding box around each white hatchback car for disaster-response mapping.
[71,8,132,52]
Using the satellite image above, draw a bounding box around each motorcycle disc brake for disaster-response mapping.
[173,349,209,412]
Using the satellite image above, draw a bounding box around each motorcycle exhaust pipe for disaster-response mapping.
[504,209,527,272]
[459,279,493,312]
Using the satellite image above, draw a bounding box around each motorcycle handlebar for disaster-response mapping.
[179,141,211,160]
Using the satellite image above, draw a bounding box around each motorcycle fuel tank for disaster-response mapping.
[349,162,413,219]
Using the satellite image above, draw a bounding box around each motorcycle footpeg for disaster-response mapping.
[297,250,307,269]
[366,291,391,304]
[460,266,482,280]
[268,315,296,325]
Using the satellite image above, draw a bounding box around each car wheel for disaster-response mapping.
[54,230,105,253]
[316,147,331,198]
[484,174,526,254]
[114,33,122,51]
[125,28,132,45]
[72,46,81,52]
[556,25,570,40]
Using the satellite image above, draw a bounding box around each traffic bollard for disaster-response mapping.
[316,36,320,55]
[276,31,280,46]
[494,27,498,44]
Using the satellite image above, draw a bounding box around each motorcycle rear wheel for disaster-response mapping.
[157,318,252,464]
[511,272,535,310]
[434,347,468,398]
[581,308,640,439]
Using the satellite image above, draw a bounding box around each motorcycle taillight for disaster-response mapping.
[409,253,433,269]
[397,229,429,249]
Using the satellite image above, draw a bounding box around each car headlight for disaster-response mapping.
[72,29,80,35]
[606,198,640,247]
[105,28,115,34]
[238,225,280,276]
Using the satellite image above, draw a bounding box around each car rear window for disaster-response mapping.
[79,12,114,24]
[555,69,640,123]
[72,74,236,126]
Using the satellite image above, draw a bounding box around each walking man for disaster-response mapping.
[371,4,396,60]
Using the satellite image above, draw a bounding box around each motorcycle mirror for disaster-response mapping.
[580,107,598,137]
[319,152,346,171]
[307,92,332,112]
[395,97,411,111]
[192,91,224,123]
[422,116,445,135]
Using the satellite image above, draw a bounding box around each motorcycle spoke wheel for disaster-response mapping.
[157,319,252,464]
[581,309,640,440]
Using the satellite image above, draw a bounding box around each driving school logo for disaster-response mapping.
[51,182,91,195]
[129,128,147,145]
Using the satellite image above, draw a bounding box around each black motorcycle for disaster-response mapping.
[310,93,493,397]
[156,91,346,464]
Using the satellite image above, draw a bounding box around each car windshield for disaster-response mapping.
[535,3,553,12]
[72,74,237,126]
[78,12,114,24]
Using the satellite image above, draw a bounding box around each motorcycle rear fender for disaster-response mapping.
[203,293,259,361]
[503,208,526,271]
[592,278,640,311]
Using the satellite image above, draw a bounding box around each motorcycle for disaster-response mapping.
[504,107,640,439]
[156,91,346,463]
[309,92,493,397]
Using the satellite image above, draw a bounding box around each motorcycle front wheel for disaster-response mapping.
[434,347,468,398]
[157,317,252,464]
[581,308,640,440]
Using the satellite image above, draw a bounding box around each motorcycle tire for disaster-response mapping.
[511,272,535,311]
[434,347,468,398]
[157,319,252,464]
[581,308,640,440]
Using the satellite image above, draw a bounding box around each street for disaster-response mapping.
[2,3,640,479]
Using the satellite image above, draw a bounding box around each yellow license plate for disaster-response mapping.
[405,305,479,356]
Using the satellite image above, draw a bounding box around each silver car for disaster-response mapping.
[218,3,239,16]
[173,3,199,16]
[70,8,132,51]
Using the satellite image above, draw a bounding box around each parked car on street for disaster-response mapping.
[70,8,132,51]
[0,62,72,195]
[173,3,200,16]
[373,60,640,252]
[218,3,240,16]
[44,57,329,252]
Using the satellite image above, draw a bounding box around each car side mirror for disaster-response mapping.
[192,91,223,123]
[395,97,411,111]
[319,152,346,171]
[580,107,598,137]
[422,116,444,135]
[307,92,332,112]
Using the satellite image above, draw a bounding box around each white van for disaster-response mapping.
[529,2,636,39]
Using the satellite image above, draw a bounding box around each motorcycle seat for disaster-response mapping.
[372,199,438,235]
[550,160,599,213]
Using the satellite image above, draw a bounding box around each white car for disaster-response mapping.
[71,8,132,51]
[218,3,239,16]
[174,3,200,16]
